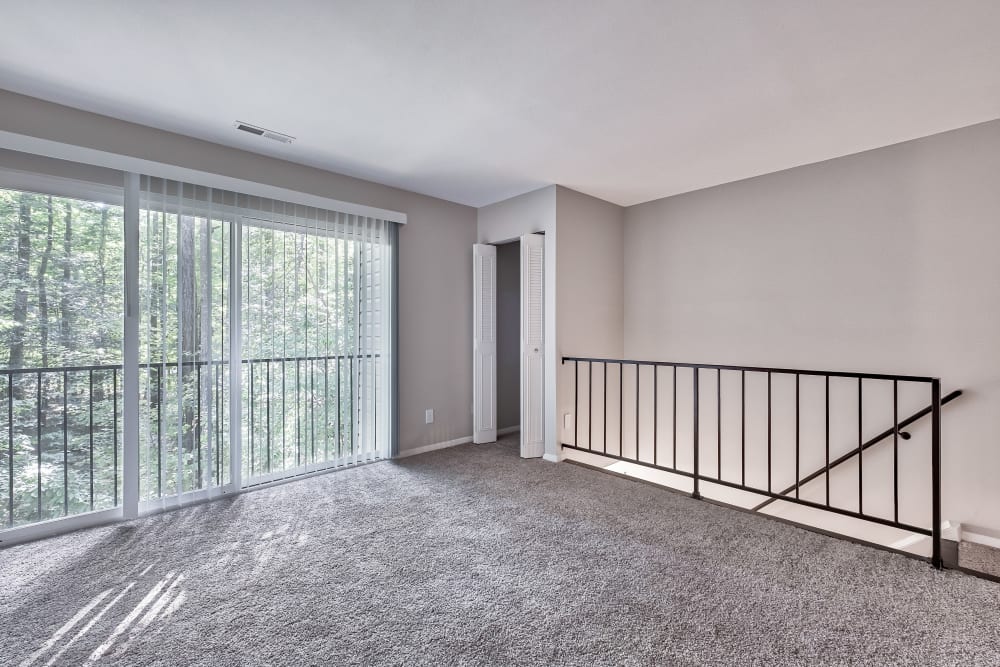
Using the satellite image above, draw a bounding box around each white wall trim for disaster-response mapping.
[0,165,123,204]
[0,508,123,548]
[0,458,391,549]
[0,130,407,223]
[543,451,563,463]
[962,528,1000,550]
[396,435,473,459]
[397,430,519,459]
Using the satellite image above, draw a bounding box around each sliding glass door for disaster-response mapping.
[1,170,394,533]
[136,177,393,508]
[240,213,388,485]
[137,179,232,508]
[0,183,124,527]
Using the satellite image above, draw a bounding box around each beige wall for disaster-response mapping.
[623,119,1000,534]
[555,187,624,446]
[0,89,477,454]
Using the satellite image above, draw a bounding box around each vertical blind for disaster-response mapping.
[1,166,397,535]
[137,177,393,506]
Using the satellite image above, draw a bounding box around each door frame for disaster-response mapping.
[472,235,546,457]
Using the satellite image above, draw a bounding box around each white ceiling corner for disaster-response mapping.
[1,0,998,207]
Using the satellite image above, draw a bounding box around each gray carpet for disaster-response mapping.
[2,434,999,666]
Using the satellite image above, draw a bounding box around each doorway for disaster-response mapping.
[495,241,520,439]
[472,234,544,457]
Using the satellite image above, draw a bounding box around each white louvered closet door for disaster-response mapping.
[473,244,497,444]
[520,234,544,458]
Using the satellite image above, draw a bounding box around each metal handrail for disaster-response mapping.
[560,355,945,569]
[752,389,962,512]
[562,356,939,383]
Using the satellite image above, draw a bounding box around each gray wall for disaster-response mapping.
[0,88,477,454]
[624,119,1000,535]
[555,187,625,446]
[496,241,520,431]
[0,147,122,187]
[478,186,558,456]
[478,186,626,456]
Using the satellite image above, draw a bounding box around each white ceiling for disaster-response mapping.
[1,1,999,207]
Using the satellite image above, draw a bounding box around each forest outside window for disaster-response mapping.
[0,169,395,534]
[0,183,124,526]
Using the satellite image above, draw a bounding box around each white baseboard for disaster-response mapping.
[0,507,122,548]
[396,435,472,459]
[963,528,1000,550]
[497,425,520,436]
[543,452,562,463]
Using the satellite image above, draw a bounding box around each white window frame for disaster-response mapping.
[0,151,401,547]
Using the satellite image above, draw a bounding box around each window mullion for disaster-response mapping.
[122,172,140,519]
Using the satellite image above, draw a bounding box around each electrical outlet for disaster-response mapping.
[425,409,434,424]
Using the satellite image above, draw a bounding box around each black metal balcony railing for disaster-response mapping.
[1,353,377,529]
[562,356,949,569]
[2,363,121,527]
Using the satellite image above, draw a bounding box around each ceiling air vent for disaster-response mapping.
[234,121,295,144]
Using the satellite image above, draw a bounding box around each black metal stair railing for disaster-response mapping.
[561,356,950,569]
[752,389,962,513]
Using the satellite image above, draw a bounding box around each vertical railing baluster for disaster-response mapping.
[893,380,899,524]
[196,363,202,488]
[266,360,271,473]
[672,366,677,469]
[349,356,354,457]
[216,363,223,484]
[692,367,700,500]
[63,370,69,516]
[619,362,623,457]
[653,366,658,467]
[336,357,342,460]
[931,379,942,569]
[603,362,608,454]
[324,357,329,462]
[36,371,42,521]
[717,368,721,480]
[250,359,256,475]
[574,360,578,448]
[310,358,316,464]
[8,375,14,527]
[296,359,302,465]
[156,366,162,499]
[113,369,119,507]
[858,378,863,515]
[283,358,289,466]
[635,362,640,462]
[766,372,771,495]
[89,369,95,511]
[794,373,799,500]
[588,361,592,452]
[825,375,830,507]
[741,370,746,487]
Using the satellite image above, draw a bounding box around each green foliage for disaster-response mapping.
[0,189,123,525]
[1,188,385,529]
